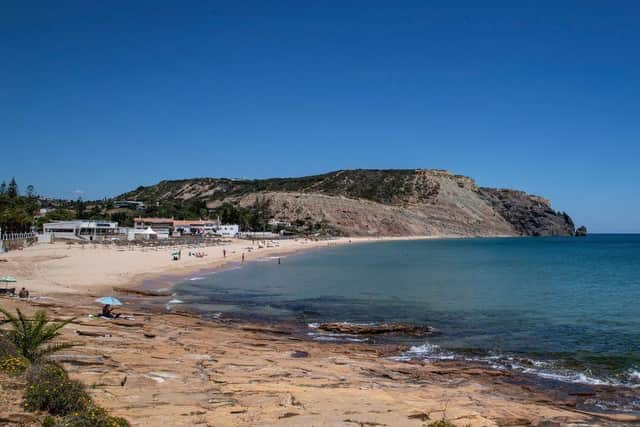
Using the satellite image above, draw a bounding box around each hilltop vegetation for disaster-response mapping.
[120,169,446,205]
[116,169,578,237]
[0,178,39,233]
[0,170,580,237]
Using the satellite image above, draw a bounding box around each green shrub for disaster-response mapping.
[428,421,457,427]
[42,416,57,427]
[0,333,18,359]
[26,362,68,384]
[54,406,131,427]
[24,363,91,415]
[0,355,29,374]
[0,308,76,362]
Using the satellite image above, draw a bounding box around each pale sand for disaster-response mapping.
[1,238,634,426]
[0,236,437,296]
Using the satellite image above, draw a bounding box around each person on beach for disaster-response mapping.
[223,249,226,258]
[278,257,281,265]
[18,287,29,299]
[241,253,245,263]
[102,304,121,318]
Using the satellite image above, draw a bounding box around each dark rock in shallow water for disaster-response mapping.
[575,225,587,236]
[318,322,431,336]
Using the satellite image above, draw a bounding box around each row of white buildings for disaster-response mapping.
[42,218,239,241]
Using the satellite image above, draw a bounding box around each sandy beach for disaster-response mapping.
[0,236,436,296]
[1,238,637,426]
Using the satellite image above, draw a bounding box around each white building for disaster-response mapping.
[214,224,239,237]
[43,221,119,241]
[268,219,291,228]
[114,200,146,211]
[173,220,220,236]
[134,217,173,239]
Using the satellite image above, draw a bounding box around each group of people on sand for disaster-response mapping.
[189,251,207,258]
[18,287,29,299]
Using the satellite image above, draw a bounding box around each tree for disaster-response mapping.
[0,181,6,195]
[0,308,77,362]
[76,197,85,218]
[7,177,18,197]
[26,185,35,198]
[109,211,134,227]
[35,209,75,230]
[249,196,272,231]
[87,205,103,219]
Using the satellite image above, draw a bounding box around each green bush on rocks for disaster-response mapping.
[0,333,19,359]
[43,406,131,427]
[24,363,92,416]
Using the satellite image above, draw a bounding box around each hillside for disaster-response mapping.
[118,169,577,237]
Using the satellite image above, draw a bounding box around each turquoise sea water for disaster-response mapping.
[174,235,640,392]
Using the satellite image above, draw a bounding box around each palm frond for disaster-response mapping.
[0,308,79,362]
[35,342,80,359]
[0,306,18,327]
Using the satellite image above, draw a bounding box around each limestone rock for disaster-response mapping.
[575,225,587,236]
[318,322,431,336]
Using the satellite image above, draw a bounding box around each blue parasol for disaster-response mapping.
[96,296,123,306]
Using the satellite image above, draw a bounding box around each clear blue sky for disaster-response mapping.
[2,1,639,232]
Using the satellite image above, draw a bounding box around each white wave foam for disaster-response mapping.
[390,342,454,361]
[168,299,183,304]
[628,369,640,381]
[306,331,367,343]
[391,344,638,388]
[189,277,205,281]
[518,366,615,386]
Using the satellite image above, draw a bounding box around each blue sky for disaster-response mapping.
[1,1,639,232]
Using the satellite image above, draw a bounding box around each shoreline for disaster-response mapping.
[2,294,638,426]
[1,235,453,298]
[2,236,640,425]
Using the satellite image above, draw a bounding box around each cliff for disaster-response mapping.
[118,169,576,237]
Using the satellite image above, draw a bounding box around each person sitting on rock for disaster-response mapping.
[101,304,121,318]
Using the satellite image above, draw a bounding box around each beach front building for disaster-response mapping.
[215,224,239,237]
[134,217,173,239]
[173,220,220,236]
[134,217,239,238]
[43,221,119,241]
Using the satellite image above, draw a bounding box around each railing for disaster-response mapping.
[1,231,37,241]
[237,232,297,240]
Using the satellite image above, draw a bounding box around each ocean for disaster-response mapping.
[173,235,640,397]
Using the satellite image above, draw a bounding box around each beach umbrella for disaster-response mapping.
[0,276,16,289]
[96,296,123,306]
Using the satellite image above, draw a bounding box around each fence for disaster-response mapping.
[1,231,37,252]
[1,231,36,241]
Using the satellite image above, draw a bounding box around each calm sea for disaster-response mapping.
[173,235,640,391]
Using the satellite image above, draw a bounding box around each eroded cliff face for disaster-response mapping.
[477,188,575,236]
[120,169,576,237]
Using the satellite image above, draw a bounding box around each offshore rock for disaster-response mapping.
[318,322,431,336]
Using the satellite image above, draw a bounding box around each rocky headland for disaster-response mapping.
[120,169,581,237]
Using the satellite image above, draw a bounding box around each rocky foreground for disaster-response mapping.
[1,297,637,427]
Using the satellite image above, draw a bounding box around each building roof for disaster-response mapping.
[134,217,174,224]
[44,220,118,228]
[173,219,219,226]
